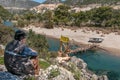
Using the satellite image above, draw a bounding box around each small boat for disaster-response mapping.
[88,38,104,43]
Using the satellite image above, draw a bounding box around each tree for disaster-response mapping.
[27,29,49,58]
[0,26,14,45]
[105,10,120,28]
[37,13,43,22]
[54,5,71,25]
[72,11,89,27]
[23,11,37,21]
[0,5,12,20]
[12,14,19,20]
[43,10,54,28]
[91,6,113,27]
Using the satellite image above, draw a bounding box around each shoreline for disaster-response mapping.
[23,26,120,56]
[46,34,120,57]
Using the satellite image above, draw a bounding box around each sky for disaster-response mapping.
[33,0,46,3]
[33,0,65,3]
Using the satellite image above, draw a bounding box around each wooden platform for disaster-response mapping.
[69,44,97,53]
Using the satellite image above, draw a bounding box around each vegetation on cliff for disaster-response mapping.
[0,5,12,21]
[44,0,120,6]
[17,5,120,30]
[0,25,14,45]
[63,0,120,6]
[1,3,120,30]
[27,29,49,59]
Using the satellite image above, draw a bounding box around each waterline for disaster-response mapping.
[46,37,120,80]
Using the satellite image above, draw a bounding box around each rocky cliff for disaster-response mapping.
[0,56,108,80]
[0,0,40,13]
[0,0,40,8]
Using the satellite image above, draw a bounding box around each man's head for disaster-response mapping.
[14,30,26,42]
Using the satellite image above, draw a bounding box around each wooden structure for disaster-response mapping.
[69,44,97,53]
[59,36,98,55]
[59,36,70,57]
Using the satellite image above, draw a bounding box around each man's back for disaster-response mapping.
[4,30,39,76]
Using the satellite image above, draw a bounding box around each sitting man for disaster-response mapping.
[4,30,39,76]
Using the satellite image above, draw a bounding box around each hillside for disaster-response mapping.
[43,0,60,4]
[44,0,120,6]
[0,0,40,8]
[31,3,62,13]
[0,0,40,13]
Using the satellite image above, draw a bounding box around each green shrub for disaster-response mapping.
[67,62,81,80]
[24,76,36,80]
[0,5,12,20]
[48,68,60,79]
[39,60,50,69]
[0,25,14,45]
[74,71,81,80]
[27,29,49,59]
[0,57,4,65]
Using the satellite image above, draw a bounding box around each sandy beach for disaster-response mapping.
[23,26,120,56]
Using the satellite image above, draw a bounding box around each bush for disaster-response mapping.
[24,76,36,80]
[0,57,4,65]
[0,25,14,45]
[39,60,50,69]
[27,29,49,52]
[48,68,60,79]
[0,5,12,20]
[27,29,49,59]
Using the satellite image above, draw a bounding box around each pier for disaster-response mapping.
[69,44,98,53]
[59,36,99,54]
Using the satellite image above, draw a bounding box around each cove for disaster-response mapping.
[46,37,120,80]
[3,21,18,31]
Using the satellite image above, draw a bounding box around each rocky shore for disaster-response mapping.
[0,56,108,80]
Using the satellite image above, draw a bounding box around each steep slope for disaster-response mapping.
[44,0,120,6]
[0,0,40,9]
[63,0,120,5]
[43,0,61,4]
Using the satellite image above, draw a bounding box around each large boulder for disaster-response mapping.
[54,56,108,80]
[38,65,75,80]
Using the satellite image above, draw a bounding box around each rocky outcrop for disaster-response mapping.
[39,65,75,80]
[0,0,39,8]
[54,56,108,80]
[30,3,62,13]
[0,56,108,80]
[37,56,108,80]
[43,0,60,4]
[0,0,40,13]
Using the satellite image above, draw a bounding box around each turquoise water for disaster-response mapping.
[3,21,13,27]
[3,21,18,31]
[47,37,120,80]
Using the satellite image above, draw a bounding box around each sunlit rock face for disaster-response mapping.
[44,0,60,4]
[0,0,39,8]
[0,0,40,13]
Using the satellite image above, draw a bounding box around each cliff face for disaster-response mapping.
[44,0,120,6]
[43,0,61,4]
[0,0,40,13]
[0,0,40,8]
